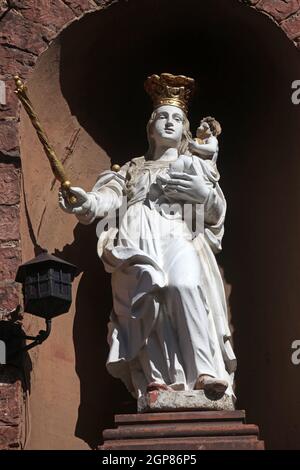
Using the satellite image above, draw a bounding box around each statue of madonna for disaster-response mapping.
[59,73,236,403]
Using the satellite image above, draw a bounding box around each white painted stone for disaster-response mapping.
[138,390,235,413]
[59,96,237,405]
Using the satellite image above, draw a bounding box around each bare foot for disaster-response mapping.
[146,382,173,392]
[194,374,228,400]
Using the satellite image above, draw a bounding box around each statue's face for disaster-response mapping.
[150,105,184,148]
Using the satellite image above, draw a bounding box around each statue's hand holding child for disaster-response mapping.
[157,155,210,204]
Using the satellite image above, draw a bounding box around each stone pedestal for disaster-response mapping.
[138,389,235,413]
[100,409,265,450]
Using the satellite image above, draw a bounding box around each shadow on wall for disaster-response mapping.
[22,179,137,447]
[54,223,135,449]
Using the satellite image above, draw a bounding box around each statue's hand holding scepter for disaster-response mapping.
[58,186,92,216]
[14,75,77,206]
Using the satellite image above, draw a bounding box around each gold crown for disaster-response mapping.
[144,73,195,114]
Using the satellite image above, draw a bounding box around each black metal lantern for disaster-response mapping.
[15,251,77,319]
[4,252,78,360]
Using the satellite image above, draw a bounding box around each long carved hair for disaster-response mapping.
[146,108,192,158]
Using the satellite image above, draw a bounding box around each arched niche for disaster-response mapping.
[19,0,300,449]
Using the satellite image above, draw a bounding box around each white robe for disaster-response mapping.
[77,155,237,398]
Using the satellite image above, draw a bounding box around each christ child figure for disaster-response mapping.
[189,116,222,165]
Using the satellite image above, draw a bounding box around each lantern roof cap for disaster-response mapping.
[15,250,77,282]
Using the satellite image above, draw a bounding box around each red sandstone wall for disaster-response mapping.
[0,0,300,450]
[0,0,114,450]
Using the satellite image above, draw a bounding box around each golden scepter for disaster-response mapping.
[14,76,76,204]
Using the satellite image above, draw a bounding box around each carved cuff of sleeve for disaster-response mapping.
[76,196,95,225]
[204,188,222,224]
